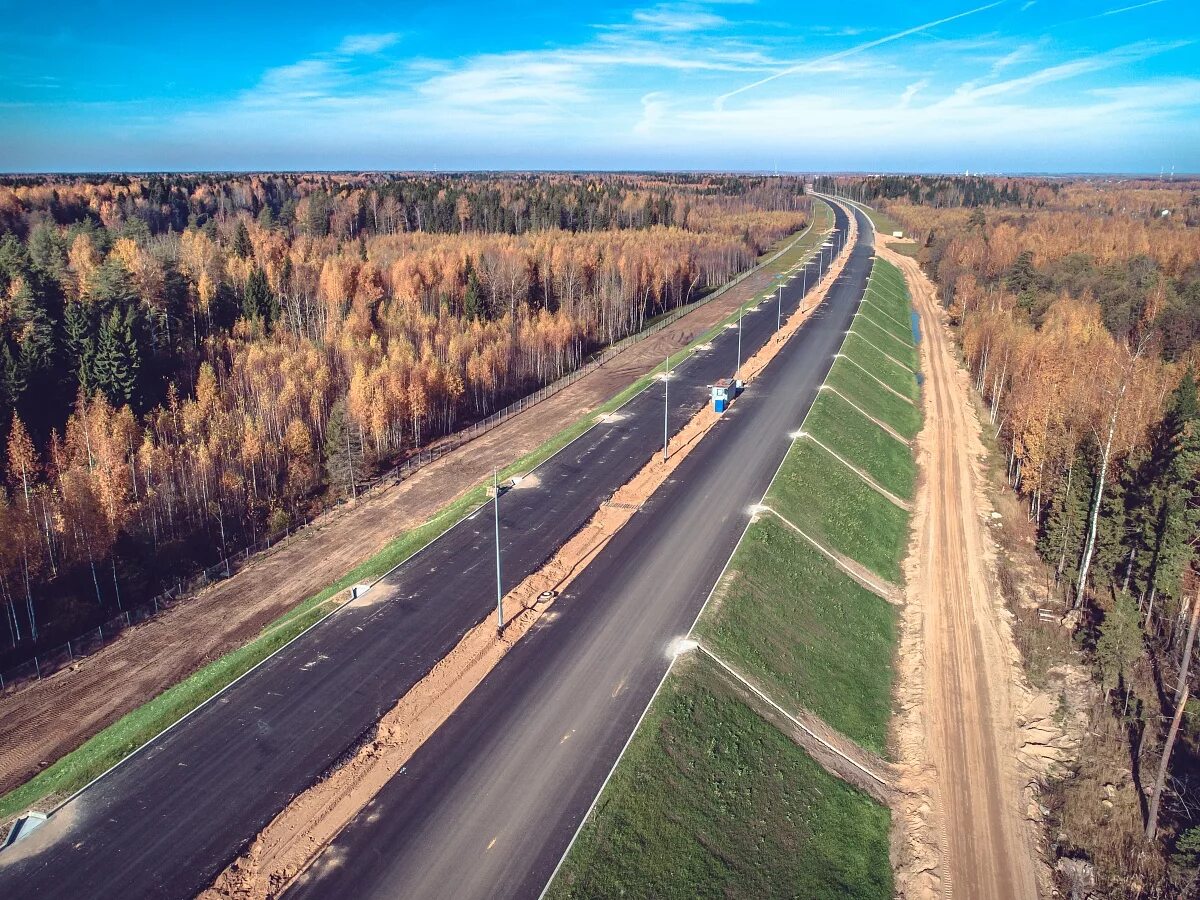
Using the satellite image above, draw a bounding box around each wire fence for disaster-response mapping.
[0,220,819,695]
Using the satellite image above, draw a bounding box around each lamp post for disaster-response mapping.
[663,354,669,463]
[736,303,743,380]
[493,467,503,634]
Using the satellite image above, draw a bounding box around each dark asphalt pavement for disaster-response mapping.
[283,202,876,900]
[0,204,859,899]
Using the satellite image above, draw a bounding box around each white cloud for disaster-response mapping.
[336,33,401,55]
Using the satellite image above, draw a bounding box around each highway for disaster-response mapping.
[0,202,858,899]
[283,200,876,899]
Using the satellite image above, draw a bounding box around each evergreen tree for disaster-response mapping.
[63,300,95,394]
[242,267,277,329]
[1137,372,1200,605]
[463,259,488,321]
[323,399,366,500]
[92,307,141,407]
[1038,453,1092,586]
[232,220,253,258]
[1096,591,1143,709]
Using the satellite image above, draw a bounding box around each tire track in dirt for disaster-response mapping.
[885,242,1040,900]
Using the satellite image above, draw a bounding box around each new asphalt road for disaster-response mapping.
[0,201,859,899]
[283,201,876,899]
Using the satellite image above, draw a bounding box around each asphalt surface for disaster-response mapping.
[284,201,876,900]
[0,202,857,900]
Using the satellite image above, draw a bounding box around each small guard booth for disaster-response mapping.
[712,378,741,413]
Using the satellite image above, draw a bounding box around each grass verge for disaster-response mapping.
[804,390,916,501]
[853,317,919,370]
[826,359,922,440]
[696,516,897,754]
[546,658,893,900]
[842,333,919,402]
[766,439,909,584]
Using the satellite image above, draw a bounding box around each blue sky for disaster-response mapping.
[1,0,1197,172]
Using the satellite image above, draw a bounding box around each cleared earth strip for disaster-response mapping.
[201,217,848,900]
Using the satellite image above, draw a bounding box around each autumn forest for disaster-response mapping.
[0,173,810,663]
[824,174,1200,896]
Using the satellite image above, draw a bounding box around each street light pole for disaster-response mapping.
[736,304,743,379]
[663,354,669,463]
[493,467,503,634]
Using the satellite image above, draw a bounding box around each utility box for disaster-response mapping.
[712,379,741,413]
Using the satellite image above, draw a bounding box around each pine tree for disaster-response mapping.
[464,259,488,322]
[1096,591,1142,712]
[323,399,366,501]
[92,307,141,407]
[242,267,276,329]
[63,300,95,394]
[1132,372,1200,614]
[232,220,253,259]
[1038,453,1091,586]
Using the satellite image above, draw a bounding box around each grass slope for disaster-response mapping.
[857,304,914,347]
[696,516,897,754]
[852,317,919,370]
[825,360,922,440]
[804,390,916,501]
[842,333,918,402]
[766,434,908,584]
[546,660,893,900]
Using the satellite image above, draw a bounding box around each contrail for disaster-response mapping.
[1101,0,1167,16]
[714,1,1004,110]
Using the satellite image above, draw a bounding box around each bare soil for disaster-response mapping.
[0,244,815,800]
[883,242,1051,900]
[200,246,839,900]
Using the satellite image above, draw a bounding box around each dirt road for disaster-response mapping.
[885,243,1040,900]
[0,240,811,801]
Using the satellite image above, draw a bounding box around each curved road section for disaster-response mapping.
[0,202,869,900]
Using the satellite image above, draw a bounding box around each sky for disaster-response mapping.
[1,0,1198,173]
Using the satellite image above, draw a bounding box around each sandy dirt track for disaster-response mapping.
[885,242,1041,900]
[0,234,817,803]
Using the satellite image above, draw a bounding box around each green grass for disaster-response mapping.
[852,317,919,370]
[826,357,922,442]
[856,301,914,347]
[842,333,919,402]
[889,241,921,258]
[860,203,904,238]
[0,202,843,824]
[865,284,911,324]
[803,390,916,501]
[546,660,893,900]
[696,516,897,754]
[766,439,909,584]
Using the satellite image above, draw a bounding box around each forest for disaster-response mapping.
[833,174,1200,896]
[0,172,810,665]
